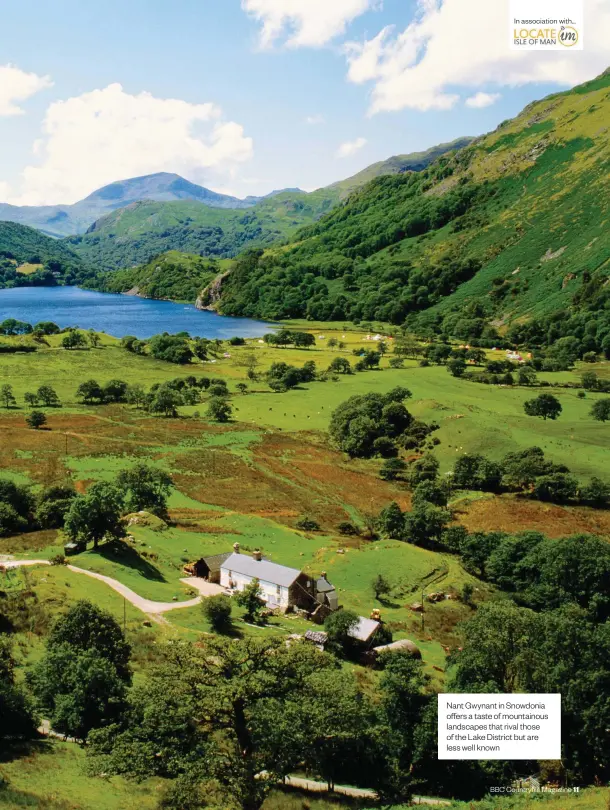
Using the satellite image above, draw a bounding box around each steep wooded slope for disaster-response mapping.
[215,71,609,351]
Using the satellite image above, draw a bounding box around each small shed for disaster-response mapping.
[304,629,329,650]
[186,552,232,583]
[348,616,380,649]
[64,541,85,556]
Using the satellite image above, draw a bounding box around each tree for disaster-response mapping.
[23,391,38,407]
[47,600,132,678]
[328,357,352,374]
[580,477,610,507]
[447,357,466,377]
[379,458,407,481]
[76,379,104,404]
[87,329,101,348]
[324,609,360,657]
[202,594,233,633]
[37,385,61,407]
[0,384,16,408]
[329,391,414,458]
[35,485,77,529]
[207,396,232,422]
[449,601,610,784]
[149,385,183,417]
[517,365,537,386]
[88,637,337,810]
[29,601,131,740]
[234,578,265,623]
[126,383,147,409]
[0,637,37,753]
[62,330,87,349]
[26,410,46,429]
[236,383,248,394]
[103,379,128,403]
[408,454,439,486]
[580,371,598,391]
[64,482,124,549]
[404,504,451,548]
[452,454,502,492]
[532,472,578,504]
[466,348,486,365]
[376,502,405,539]
[412,480,448,508]
[327,337,338,349]
[117,462,173,516]
[149,334,192,364]
[524,393,562,420]
[591,398,610,422]
[372,574,392,601]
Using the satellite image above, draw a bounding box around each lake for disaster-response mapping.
[0,286,274,339]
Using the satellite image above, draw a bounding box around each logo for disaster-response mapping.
[510,0,583,51]
[559,25,579,46]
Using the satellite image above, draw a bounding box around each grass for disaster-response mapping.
[0,741,162,810]
[1,740,607,810]
[0,327,608,681]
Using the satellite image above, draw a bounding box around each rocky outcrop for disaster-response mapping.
[196,269,231,311]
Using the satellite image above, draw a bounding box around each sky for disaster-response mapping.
[0,0,608,206]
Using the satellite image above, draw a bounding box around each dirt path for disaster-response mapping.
[2,559,216,620]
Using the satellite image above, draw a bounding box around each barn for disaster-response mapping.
[184,552,232,583]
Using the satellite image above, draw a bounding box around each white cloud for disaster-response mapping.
[336,136,367,158]
[305,114,325,125]
[0,64,52,116]
[465,92,501,108]
[0,181,12,201]
[5,83,254,206]
[242,0,380,48]
[345,0,610,113]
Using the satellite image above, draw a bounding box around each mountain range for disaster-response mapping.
[0,137,471,241]
[0,174,309,239]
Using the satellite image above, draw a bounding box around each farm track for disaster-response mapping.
[2,559,222,622]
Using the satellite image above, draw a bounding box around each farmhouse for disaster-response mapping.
[220,550,338,613]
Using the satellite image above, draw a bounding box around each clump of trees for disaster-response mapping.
[62,462,174,549]
[329,388,437,458]
[450,447,609,507]
[28,601,131,740]
[263,330,316,348]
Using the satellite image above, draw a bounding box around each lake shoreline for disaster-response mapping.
[0,285,274,340]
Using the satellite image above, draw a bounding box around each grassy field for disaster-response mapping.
[0,327,609,681]
[1,740,607,810]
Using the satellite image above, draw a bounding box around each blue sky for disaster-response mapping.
[0,0,607,205]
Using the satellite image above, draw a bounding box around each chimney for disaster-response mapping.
[321,571,327,579]
[233,542,240,554]
[253,549,262,561]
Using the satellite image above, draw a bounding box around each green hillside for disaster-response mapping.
[65,189,337,270]
[91,250,226,301]
[215,70,610,354]
[0,220,90,288]
[326,136,473,198]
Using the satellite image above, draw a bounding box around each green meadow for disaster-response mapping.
[0,327,608,684]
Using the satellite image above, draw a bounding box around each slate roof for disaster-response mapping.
[221,553,301,588]
[348,616,380,642]
[202,552,232,571]
[316,576,335,593]
[305,630,329,645]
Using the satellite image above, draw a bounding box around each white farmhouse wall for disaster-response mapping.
[220,567,290,608]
